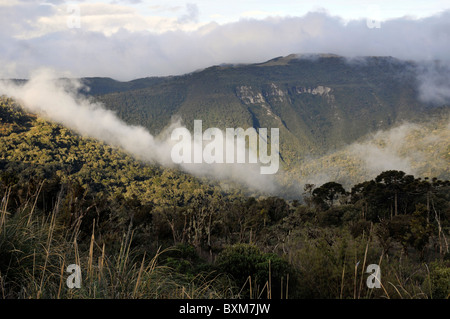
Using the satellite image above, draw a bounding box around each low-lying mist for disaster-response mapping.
[0,69,282,195]
[294,118,450,191]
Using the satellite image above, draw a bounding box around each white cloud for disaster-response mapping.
[240,10,283,18]
[1,2,208,39]
[0,2,450,84]
[177,3,199,24]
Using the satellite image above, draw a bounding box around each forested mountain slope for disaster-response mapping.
[80,54,449,184]
[87,55,437,158]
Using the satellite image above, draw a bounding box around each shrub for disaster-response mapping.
[429,262,450,299]
[215,244,294,298]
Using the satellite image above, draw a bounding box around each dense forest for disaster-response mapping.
[0,97,449,299]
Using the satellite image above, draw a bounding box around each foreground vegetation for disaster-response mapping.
[0,98,449,299]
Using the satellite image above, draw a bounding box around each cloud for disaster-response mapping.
[0,2,204,40]
[416,61,450,104]
[294,118,450,190]
[177,3,199,24]
[1,8,450,81]
[349,124,420,175]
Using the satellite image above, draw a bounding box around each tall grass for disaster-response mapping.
[0,188,234,299]
[287,225,448,299]
[1,186,447,299]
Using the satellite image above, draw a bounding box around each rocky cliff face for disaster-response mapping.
[235,85,265,104]
[265,83,288,103]
[235,83,339,124]
[235,85,282,123]
[237,84,333,104]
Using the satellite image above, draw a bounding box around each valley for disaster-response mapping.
[0,54,449,300]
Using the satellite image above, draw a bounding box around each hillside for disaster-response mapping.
[0,96,242,206]
[85,55,447,168]
[287,107,450,189]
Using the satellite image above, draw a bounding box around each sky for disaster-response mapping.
[1,0,450,80]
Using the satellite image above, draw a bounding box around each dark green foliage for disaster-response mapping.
[317,205,357,227]
[349,219,372,238]
[312,182,347,208]
[215,244,294,298]
[161,244,212,277]
[428,262,450,299]
[406,204,434,260]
